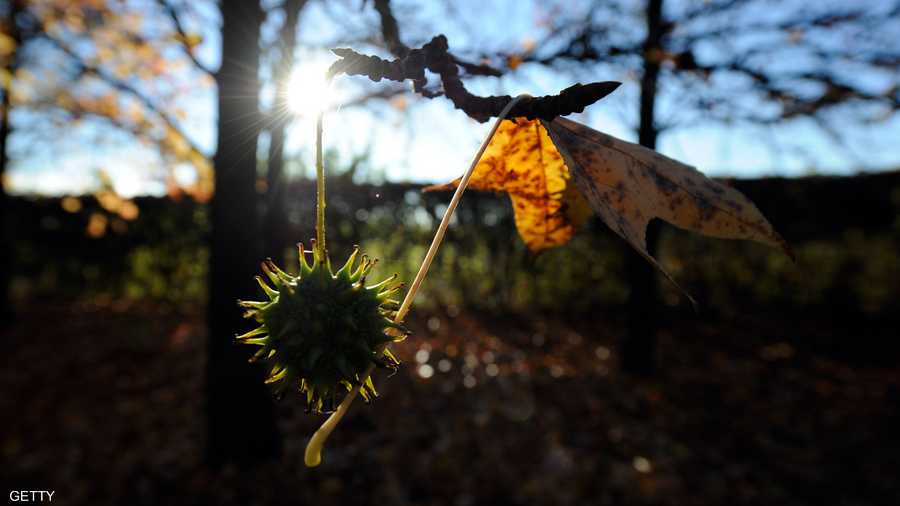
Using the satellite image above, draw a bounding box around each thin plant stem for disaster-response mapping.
[304,94,531,467]
[315,111,326,258]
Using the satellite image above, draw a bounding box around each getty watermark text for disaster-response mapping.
[9,491,55,502]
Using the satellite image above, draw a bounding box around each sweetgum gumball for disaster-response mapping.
[237,241,407,414]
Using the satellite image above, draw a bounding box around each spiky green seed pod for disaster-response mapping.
[237,241,409,414]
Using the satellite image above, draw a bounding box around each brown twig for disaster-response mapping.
[40,34,205,158]
[372,0,501,77]
[328,35,620,122]
[157,0,214,75]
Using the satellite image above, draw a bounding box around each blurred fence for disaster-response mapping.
[11,170,900,321]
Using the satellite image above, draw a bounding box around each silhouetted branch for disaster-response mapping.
[528,1,900,126]
[329,36,620,122]
[372,0,408,57]
[372,0,501,77]
[157,0,214,75]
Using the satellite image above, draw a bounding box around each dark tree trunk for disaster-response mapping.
[0,67,12,327]
[263,111,289,261]
[264,0,306,262]
[0,1,21,327]
[622,0,664,376]
[207,0,280,465]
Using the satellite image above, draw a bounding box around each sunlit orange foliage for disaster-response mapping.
[6,0,214,202]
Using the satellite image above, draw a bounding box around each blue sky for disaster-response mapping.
[7,0,900,197]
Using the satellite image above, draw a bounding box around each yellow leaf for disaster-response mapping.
[0,68,11,91]
[61,196,83,213]
[521,38,537,53]
[390,96,407,111]
[86,212,108,238]
[174,32,203,49]
[0,33,16,57]
[425,118,589,252]
[117,200,139,221]
[428,114,790,302]
[542,117,792,298]
[507,54,523,70]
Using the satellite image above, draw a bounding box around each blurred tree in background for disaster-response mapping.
[0,0,214,195]
[0,1,22,326]
[0,0,217,326]
[263,0,306,264]
[206,1,280,465]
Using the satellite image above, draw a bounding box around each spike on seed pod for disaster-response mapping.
[236,243,409,414]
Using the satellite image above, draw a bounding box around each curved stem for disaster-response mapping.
[304,94,531,467]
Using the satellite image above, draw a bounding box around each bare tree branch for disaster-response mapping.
[372,0,408,57]
[39,33,206,158]
[528,0,900,128]
[157,0,214,75]
[329,36,621,122]
[372,0,501,77]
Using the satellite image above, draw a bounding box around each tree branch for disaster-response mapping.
[372,0,501,77]
[328,35,620,122]
[157,0,214,75]
[372,0,408,57]
[40,33,206,158]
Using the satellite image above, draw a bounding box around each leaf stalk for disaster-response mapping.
[304,93,532,467]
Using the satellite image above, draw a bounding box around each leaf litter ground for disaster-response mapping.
[2,299,897,506]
